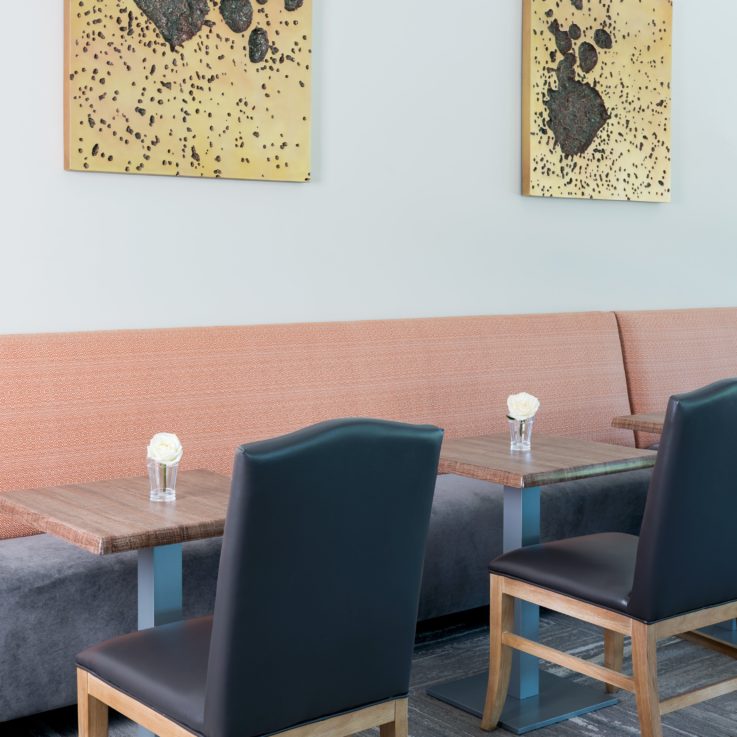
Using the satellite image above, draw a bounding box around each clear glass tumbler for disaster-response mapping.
[148,459,178,502]
[508,417,535,452]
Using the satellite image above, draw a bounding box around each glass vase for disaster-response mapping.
[148,459,178,502]
[508,417,535,452]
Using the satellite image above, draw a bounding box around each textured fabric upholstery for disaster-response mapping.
[616,308,737,447]
[0,312,632,539]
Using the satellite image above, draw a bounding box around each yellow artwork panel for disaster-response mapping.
[65,0,312,182]
[523,0,672,202]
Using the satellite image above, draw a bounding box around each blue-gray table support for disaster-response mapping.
[702,620,737,645]
[427,485,618,734]
[137,543,183,629]
[136,543,183,736]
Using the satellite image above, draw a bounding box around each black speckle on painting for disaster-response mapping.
[133,0,210,50]
[248,27,269,62]
[546,78,609,157]
[569,23,581,40]
[548,19,572,55]
[556,53,577,85]
[220,0,253,33]
[594,28,613,49]
[571,0,583,9]
[578,42,598,73]
[285,0,303,10]
[544,16,612,157]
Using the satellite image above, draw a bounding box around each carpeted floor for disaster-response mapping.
[5,612,737,737]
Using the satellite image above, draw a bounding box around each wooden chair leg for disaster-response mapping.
[77,669,109,737]
[604,630,625,693]
[481,575,515,731]
[631,622,662,737]
[380,698,408,737]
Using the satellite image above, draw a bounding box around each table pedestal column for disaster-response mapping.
[136,543,183,736]
[427,486,618,734]
[701,619,737,645]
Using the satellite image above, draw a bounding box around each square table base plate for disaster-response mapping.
[427,670,618,735]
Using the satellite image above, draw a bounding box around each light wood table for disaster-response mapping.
[612,413,666,435]
[0,469,230,737]
[0,469,230,627]
[428,435,657,735]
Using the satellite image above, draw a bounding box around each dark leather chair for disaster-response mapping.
[481,379,737,737]
[76,418,443,737]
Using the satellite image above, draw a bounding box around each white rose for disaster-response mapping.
[507,392,540,422]
[147,433,183,466]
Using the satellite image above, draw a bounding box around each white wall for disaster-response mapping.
[1,1,735,335]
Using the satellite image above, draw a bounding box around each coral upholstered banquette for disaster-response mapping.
[0,307,734,723]
[0,311,635,540]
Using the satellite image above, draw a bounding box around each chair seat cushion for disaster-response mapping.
[76,616,212,735]
[489,532,639,615]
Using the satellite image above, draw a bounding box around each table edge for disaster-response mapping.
[439,452,656,488]
[0,469,231,555]
[612,416,665,434]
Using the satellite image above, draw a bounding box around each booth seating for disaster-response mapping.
[1,307,735,722]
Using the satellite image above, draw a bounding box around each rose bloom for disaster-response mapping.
[147,433,183,466]
[507,393,540,421]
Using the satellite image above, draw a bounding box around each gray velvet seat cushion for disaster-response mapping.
[417,469,651,620]
[0,534,221,723]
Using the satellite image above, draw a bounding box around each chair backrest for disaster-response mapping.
[203,418,443,737]
[628,379,737,623]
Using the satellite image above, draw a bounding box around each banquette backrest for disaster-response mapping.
[616,308,737,447]
[0,312,634,539]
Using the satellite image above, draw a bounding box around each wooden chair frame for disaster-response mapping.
[77,668,409,737]
[481,574,737,737]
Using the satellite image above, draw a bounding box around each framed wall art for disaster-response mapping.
[523,0,672,202]
[65,0,312,182]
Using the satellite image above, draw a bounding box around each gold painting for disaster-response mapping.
[523,0,672,202]
[65,0,312,182]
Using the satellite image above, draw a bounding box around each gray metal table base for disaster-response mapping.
[427,485,618,734]
[701,619,737,645]
[137,543,183,737]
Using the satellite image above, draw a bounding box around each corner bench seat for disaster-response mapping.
[0,469,650,721]
[0,308,679,723]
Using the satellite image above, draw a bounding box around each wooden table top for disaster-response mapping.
[439,434,656,488]
[611,413,666,435]
[0,469,230,555]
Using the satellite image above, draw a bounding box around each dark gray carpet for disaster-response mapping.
[5,612,737,737]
